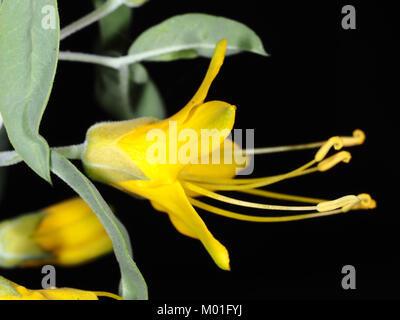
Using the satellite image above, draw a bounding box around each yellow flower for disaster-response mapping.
[0,275,122,300]
[82,39,375,271]
[0,197,113,268]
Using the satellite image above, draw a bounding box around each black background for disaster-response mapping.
[0,0,396,300]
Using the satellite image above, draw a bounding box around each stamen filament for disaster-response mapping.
[239,189,325,204]
[242,141,325,155]
[182,159,316,186]
[189,167,319,191]
[182,141,350,191]
[183,182,317,211]
[240,130,365,155]
[189,198,344,222]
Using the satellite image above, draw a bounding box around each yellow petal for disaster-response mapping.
[180,139,249,180]
[117,101,235,181]
[3,284,47,300]
[150,200,197,239]
[37,288,99,300]
[168,214,198,239]
[115,180,230,270]
[169,39,227,123]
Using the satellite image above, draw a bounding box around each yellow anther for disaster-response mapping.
[341,201,360,212]
[314,136,343,162]
[317,195,359,213]
[340,129,366,147]
[352,193,377,210]
[317,151,351,172]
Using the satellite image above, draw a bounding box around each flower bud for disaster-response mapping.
[0,198,113,268]
[0,276,121,300]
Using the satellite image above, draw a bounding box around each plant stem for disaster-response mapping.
[59,43,215,69]
[59,51,120,68]
[60,0,124,41]
[0,144,85,167]
[53,143,86,160]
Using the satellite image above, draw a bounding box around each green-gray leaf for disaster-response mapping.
[128,13,268,61]
[50,151,148,300]
[0,127,9,204]
[0,0,59,183]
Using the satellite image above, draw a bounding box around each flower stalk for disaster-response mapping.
[60,0,124,41]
